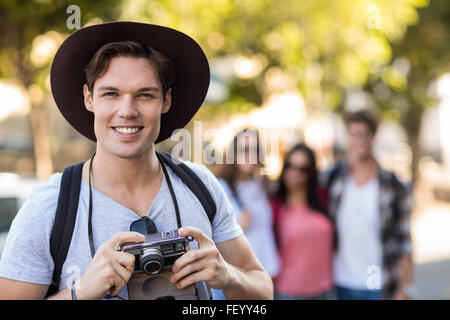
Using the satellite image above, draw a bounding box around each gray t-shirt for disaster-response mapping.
[0,160,243,299]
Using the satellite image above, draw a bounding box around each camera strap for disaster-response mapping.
[87,152,182,257]
[156,151,183,229]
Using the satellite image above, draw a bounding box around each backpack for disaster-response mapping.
[45,150,216,299]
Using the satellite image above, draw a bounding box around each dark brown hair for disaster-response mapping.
[344,109,379,135]
[84,41,175,96]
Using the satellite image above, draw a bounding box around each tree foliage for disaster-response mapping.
[0,0,122,179]
[367,0,450,182]
[121,0,427,115]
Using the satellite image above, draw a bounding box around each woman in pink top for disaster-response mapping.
[271,143,335,300]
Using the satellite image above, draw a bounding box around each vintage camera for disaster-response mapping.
[120,230,191,275]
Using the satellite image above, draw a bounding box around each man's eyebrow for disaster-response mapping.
[136,87,161,93]
[96,86,119,91]
[96,86,161,93]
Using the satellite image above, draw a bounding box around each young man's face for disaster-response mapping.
[346,122,375,161]
[83,56,171,159]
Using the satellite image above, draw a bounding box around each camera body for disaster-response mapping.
[120,230,190,275]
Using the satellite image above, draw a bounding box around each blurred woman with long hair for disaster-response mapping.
[211,128,280,299]
[271,143,335,300]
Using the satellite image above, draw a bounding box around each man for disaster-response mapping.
[0,22,273,300]
[322,109,413,300]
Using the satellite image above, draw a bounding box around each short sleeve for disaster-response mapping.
[0,173,61,285]
[183,162,243,244]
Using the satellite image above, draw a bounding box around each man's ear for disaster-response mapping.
[83,84,94,112]
[162,87,172,114]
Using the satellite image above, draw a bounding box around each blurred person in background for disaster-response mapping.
[211,128,280,300]
[321,109,414,300]
[270,143,335,300]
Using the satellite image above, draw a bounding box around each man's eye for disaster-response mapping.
[103,92,118,97]
[137,93,154,98]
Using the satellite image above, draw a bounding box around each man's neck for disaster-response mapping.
[349,153,376,170]
[348,153,377,184]
[89,145,162,194]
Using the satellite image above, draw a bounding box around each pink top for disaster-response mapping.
[274,203,334,296]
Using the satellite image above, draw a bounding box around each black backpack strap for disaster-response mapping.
[45,162,84,298]
[156,150,217,225]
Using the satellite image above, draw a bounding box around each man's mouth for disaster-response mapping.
[112,126,144,135]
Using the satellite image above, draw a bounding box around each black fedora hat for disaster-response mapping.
[50,21,210,143]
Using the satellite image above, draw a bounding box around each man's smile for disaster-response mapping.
[112,126,144,134]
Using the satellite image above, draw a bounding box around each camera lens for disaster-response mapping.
[141,247,164,275]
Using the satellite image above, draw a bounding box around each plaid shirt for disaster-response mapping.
[321,160,413,299]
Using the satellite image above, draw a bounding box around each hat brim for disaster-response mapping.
[50,21,210,143]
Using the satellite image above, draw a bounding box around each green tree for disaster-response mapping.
[368,0,450,184]
[0,0,120,179]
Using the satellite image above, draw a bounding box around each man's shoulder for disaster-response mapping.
[19,172,62,219]
[319,160,347,187]
[171,158,228,204]
[30,172,62,199]
[378,166,411,192]
[3,172,62,255]
[175,159,218,186]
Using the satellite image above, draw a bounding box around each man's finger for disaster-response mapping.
[115,251,136,273]
[178,226,212,248]
[109,271,127,297]
[171,247,208,273]
[106,231,145,250]
[111,258,134,284]
[170,259,204,284]
[175,269,213,290]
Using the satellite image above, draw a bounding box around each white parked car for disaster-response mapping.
[0,173,45,257]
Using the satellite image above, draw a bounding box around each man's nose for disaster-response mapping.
[117,95,139,118]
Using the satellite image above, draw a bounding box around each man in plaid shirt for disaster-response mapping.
[321,109,414,300]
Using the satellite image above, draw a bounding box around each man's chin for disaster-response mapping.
[99,136,157,159]
[114,153,142,159]
[354,152,373,162]
[108,146,154,160]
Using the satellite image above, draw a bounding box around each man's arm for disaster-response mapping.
[394,254,414,299]
[170,226,273,300]
[216,234,273,300]
[0,231,144,300]
[392,178,414,299]
[0,278,49,300]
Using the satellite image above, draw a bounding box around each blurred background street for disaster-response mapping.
[411,187,450,299]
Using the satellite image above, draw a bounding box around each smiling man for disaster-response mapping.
[0,22,273,300]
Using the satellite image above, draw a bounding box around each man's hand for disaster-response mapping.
[169,226,233,290]
[394,254,414,300]
[392,289,409,300]
[75,232,144,299]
